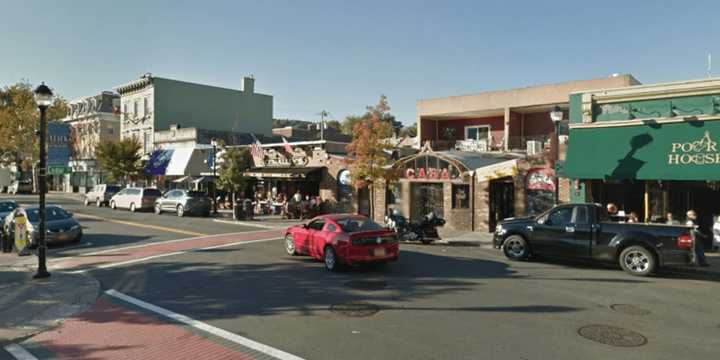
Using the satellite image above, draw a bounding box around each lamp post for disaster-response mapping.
[33,83,53,279]
[550,105,563,205]
[211,139,218,214]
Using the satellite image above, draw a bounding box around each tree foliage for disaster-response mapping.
[345,96,397,190]
[217,147,252,196]
[399,123,417,137]
[0,81,67,170]
[340,95,401,136]
[96,138,142,183]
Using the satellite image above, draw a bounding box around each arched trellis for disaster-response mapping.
[393,151,467,181]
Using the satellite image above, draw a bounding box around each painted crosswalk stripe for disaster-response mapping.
[3,344,38,360]
[105,289,305,360]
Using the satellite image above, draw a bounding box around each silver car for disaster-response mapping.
[109,187,162,212]
[3,205,82,245]
[83,184,122,207]
[155,189,211,217]
[8,180,33,194]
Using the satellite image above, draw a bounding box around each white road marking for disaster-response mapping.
[64,237,282,273]
[105,289,306,360]
[50,229,280,262]
[3,344,38,360]
[212,218,285,229]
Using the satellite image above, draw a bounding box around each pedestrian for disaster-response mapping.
[686,210,709,267]
[626,211,639,223]
[665,212,679,225]
[606,203,620,221]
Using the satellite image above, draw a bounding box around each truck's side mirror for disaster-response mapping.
[537,219,545,225]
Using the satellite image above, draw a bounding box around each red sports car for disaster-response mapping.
[284,214,399,271]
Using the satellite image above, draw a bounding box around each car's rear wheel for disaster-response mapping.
[324,246,341,271]
[129,203,136,212]
[503,235,530,261]
[176,205,184,217]
[96,198,102,207]
[285,234,298,256]
[155,204,162,215]
[110,201,116,210]
[84,198,90,206]
[619,246,656,276]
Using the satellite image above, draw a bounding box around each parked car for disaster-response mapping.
[8,180,32,194]
[3,205,82,245]
[84,184,122,207]
[712,217,720,251]
[493,203,695,276]
[154,189,211,217]
[285,214,399,271]
[0,200,19,221]
[109,187,162,212]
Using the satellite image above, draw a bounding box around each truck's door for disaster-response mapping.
[532,205,576,255]
[569,205,594,258]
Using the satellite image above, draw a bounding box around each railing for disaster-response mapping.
[428,136,551,153]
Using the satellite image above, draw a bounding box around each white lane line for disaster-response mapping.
[65,237,282,273]
[105,289,305,360]
[3,344,39,360]
[212,219,283,229]
[50,229,281,262]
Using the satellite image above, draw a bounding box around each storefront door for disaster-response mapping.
[410,183,444,221]
[489,178,515,231]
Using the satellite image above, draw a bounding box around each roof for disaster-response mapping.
[243,167,323,179]
[397,150,523,172]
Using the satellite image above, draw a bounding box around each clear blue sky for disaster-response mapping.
[2,0,718,125]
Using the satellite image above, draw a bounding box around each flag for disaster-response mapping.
[250,140,263,159]
[282,137,293,154]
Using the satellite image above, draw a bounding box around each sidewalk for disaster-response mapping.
[0,253,99,345]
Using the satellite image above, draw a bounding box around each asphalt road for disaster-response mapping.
[2,193,719,359]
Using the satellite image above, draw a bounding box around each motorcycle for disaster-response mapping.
[385,211,445,244]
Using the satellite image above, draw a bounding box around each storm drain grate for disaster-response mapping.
[578,325,647,347]
[330,301,380,317]
[610,304,651,316]
[344,280,388,290]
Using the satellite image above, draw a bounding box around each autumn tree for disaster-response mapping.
[340,95,401,136]
[96,138,142,184]
[345,96,398,217]
[0,81,67,171]
[217,147,253,204]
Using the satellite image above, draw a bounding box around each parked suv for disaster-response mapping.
[109,187,162,212]
[155,189,211,217]
[8,180,32,195]
[84,184,122,207]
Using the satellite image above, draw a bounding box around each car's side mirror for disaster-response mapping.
[537,219,545,225]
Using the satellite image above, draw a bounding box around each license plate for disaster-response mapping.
[373,248,386,257]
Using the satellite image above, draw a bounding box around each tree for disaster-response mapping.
[217,147,252,202]
[340,115,364,135]
[340,95,401,136]
[399,123,417,138]
[0,81,67,171]
[346,96,398,217]
[96,138,142,184]
[325,119,342,131]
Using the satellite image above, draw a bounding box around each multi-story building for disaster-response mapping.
[62,91,121,192]
[113,74,273,156]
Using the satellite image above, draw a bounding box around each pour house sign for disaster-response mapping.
[668,131,720,165]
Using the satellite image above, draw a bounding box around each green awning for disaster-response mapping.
[564,119,720,180]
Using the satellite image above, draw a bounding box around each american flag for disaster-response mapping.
[282,136,293,154]
[250,134,263,159]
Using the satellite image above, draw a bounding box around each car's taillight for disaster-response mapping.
[677,234,693,250]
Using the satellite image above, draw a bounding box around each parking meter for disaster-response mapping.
[14,213,28,254]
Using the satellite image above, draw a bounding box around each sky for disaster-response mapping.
[1,0,719,125]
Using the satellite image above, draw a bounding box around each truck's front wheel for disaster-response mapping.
[503,235,530,261]
[619,246,656,276]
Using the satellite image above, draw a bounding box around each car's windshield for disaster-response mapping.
[106,186,121,193]
[143,189,162,197]
[335,217,383,233]
[24,207,71,222]
[0,202,17,212]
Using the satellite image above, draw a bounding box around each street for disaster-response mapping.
[1,194,719,360]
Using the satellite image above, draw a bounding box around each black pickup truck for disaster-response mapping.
[493,203,695,276]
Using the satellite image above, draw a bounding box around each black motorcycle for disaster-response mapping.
[385,211,445,244]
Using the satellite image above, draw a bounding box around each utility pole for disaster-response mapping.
[318,110,329,141]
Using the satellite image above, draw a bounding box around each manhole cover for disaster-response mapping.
[578,325,647,347]
[344,280,388,290]
[330,301,380,317]
[610,304,651,316]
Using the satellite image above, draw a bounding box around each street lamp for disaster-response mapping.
[33,83,53,279]
[211,139,218,214]
[550,105,563,205]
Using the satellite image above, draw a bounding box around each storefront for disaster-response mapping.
[374,142,551,232]
[563,78,720,243]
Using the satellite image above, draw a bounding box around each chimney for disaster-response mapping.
[243,76,255,94]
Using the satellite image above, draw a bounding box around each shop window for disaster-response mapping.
[452,184,470,209]
[386,183,401,205]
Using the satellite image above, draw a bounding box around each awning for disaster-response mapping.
[564,119,720,180]
[173,176,191,183]
[165,148,195,176]
[243,167,323,180]
[145,149,174,176]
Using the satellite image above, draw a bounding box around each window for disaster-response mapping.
[133,101,138,117]
[326,223,337,232]
[386,183,401,205]
[573,206,589,225]
[123,104,128,120]
[143,97,149,115]
[335,217,383,233]
[143,189,162,197]
[308,219,325,231]
[452,184,470,209]
[545,207,573,227]
[465,125,491,142]
[144,132,152,153]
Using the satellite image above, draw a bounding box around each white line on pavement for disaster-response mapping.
[3,344,38,360]
[64,237,283,273]
[105,289,306,360]
[212,219,283,229]
[50,229,281,262]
